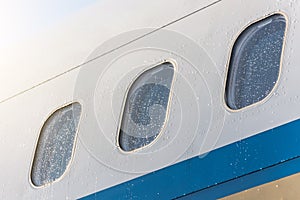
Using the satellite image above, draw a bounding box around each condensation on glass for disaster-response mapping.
[225,14,286,110]
[31,102,82,187]
[118,62,175,152]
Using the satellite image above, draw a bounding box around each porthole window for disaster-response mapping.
[31,102,82,187]
[118,62,175,152]
[225,14,286,110]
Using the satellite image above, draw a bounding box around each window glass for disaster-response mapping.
[31,103,81,187]
[119,62,174,152]
[225,14,286,110]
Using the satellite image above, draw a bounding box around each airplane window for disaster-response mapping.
[225,14,286,110]
[118,62,174,152]
[31,102,81,187]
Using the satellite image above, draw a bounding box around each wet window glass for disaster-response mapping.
[119,62,174,152]
[31,103,82,187]
[225,14,286,110]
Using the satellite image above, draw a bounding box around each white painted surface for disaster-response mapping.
[0,0,299,199]
[0,0,213,102]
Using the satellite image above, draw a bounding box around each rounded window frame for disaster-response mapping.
[29,101,82,188]
[116,59,177,153]
[223,12,288,112]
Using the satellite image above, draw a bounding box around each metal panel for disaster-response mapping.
[221,173,300,200]
[81,118,300,199]
[0,0,299,199]
[0,0,215,103]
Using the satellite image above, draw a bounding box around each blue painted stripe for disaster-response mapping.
[81,118,300,200]
[178,156,300,199]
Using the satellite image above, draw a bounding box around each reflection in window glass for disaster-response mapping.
[225,14,286,110]
[31,103,81,187]
[119,62,174,152]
